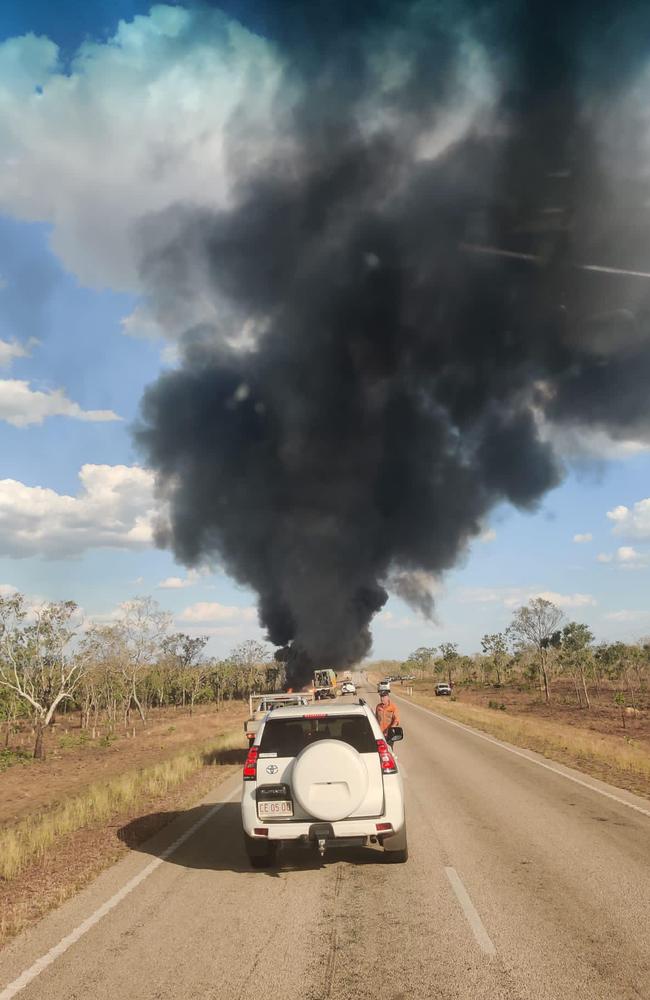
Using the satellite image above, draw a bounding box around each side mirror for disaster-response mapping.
[387,726,403,742]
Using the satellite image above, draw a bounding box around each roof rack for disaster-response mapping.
[358,697,366,706]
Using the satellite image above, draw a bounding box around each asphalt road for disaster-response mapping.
[1,681,649,1000]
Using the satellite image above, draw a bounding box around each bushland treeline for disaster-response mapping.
[372,597,650,711]
[0,594,281,759]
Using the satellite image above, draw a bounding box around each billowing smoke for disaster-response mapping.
[135,0,650,686]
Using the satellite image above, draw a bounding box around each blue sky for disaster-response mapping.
[0,1,649,660]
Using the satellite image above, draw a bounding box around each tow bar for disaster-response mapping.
[308,822,335,857]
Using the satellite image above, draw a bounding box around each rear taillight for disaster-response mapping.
[376,739,398,775]
[243,745,259,780]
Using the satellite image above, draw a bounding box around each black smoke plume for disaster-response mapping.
[136,0,650,687]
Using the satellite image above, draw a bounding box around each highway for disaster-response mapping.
[1,682,649,1000]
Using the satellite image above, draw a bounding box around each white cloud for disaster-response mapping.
[158,576,189,590]
[179,601,257,624]
[0,379,120,427]
[604,609,650,623]
[0,338,35,368]
[0,464,161,557]
[0,6,496,323]
[375,610,416,630]
[0,9,291,294]
[596,546,648,568]
[534,591,596,609]
[194,625,243,637]
[478,528,497,543]
[0,582,18,597]
[459,586,595,609]
[120,306,164,340]
[607,498,650,539]
[157,569,204,590]
[573,533,593,543]
[616,545,641,563]
[537,416,650,462]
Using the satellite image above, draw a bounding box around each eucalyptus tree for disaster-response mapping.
[406,646,437,678]
[162,632,209,713]
[509,598,564,702]
[560,621,594,708]
[480,632,509,686]
[438,642,460,686]
[0,594,84,759]
[117,597,172,725]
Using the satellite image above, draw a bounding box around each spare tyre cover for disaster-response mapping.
[291,739,369,821]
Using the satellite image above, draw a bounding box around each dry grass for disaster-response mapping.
[402,690,650,795]
[0,728,242,883]
[0,754,242,948]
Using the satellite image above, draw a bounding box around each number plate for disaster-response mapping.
[258,800,293,818]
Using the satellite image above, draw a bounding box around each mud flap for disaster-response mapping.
[382,822,407,853]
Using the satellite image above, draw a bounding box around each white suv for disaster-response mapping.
[241,700,407,868]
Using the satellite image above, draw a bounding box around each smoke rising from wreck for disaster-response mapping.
[136,1,650,687]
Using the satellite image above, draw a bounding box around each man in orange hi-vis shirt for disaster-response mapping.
[376,690,400,743]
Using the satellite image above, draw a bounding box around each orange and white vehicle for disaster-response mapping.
[241,700,407,868]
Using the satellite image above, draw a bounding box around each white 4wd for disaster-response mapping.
[241,701,407,868]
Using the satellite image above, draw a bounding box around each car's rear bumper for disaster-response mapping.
[241,777,405,841]
[245,818,402,841]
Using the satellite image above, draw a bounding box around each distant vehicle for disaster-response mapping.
[340,680,356,695]
[244,693,310,746]
[313,668,337,700]
[241,701,407,867]
[435,683,452,697]
[377,679,391,694]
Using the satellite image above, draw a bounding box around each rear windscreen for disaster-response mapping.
[259,715,377,756]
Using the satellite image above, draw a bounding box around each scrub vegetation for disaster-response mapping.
[0,593,280,763]
[373,598,650,797]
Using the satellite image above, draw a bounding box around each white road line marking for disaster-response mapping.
[0,786,241,1000]
[396,696,650,820]
[445,867,496,956]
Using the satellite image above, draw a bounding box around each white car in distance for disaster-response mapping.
[340,680,356,695]
[241,701,407,868]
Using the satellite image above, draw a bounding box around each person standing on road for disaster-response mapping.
[376,690,400,744]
